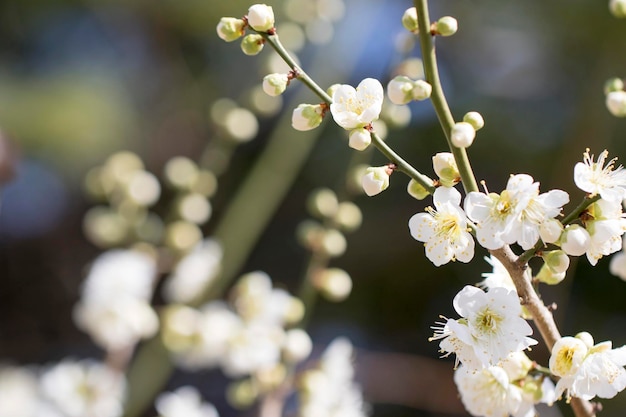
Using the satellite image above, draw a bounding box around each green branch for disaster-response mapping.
[413,0,478,194]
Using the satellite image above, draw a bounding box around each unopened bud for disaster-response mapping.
[575,331,594,349]
[320,229,347,257]
[241,34,265,56]
[541,250,570,274]
[362,166,391,196]
[604,77,624,94]
[307,188,339,219]
[539,218,563,244]
[407,178,430,200]
[450,121,476,148]
[292,104,324,131]
[463,111,484,131]
[282,329,313,363]
[217,17,245,42]
[412,79,432,100]
[610,0,626,18]
[247,4,275,32]
[315,268,353,301]
[435,16,458,36]
[432,152,459,187]
[262,73,289,96]
[348,128,371,150]
[536,263,566,285]
[402,7,419,32]
[606,90,626,117]
[387,76,414,105]
[559,224,590,257]
[333,202,362,232]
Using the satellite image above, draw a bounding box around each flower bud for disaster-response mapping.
[348,128,371,151]
[314,268,353,301]
[539,218,563,244]
[307,188,339,219]
[606,90,626,117]
[435,16,458,37]
[412,79,432,100]
[575,331,594,349]
[262,73,289,96]
[402,7,419,32]
[320,229,347,257]
[292,104,323,131]
[226,379,258,409]
[450,121,476,148]
[362,166,391,196]
[541,250,570,274]
[217,17,246,42]
[559,224,590,257]
[327,83,340,97]
[407,178,430,200]
[604,77,624,94]
[333,201,362,232]
[463,111,484,131]
[387,76,415,105]
[432,152,459,187]
[247,4,275,32]
[535,263,566,285]
[282,329,313,363]
[240,34,264,55]
[610,0,626,18]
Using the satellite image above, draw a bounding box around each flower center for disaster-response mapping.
[475,307,503,335]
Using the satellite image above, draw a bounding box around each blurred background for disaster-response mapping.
[0,0,625,416]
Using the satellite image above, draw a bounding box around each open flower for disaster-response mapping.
[409,186,474,266]
[431,285,537,369]
[574,149,626,203]
[330,78,384,130]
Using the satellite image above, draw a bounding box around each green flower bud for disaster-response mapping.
[240,34,265,56]
[407,178,430,200]
[432,152,460,187]
[535,263,566,285]
[541,250,570,274]
[402,7,419,32]
[463,111,485,131]
[348,128,371,151]
[292,103,324,131]
[610,0,626,18]
[435,16,458,37]
[387,76,415,105]
[412,79,432,100]
[217,17,245,42]
[450,121,475,148]
[604,77,624,94]
[262,73,289,96]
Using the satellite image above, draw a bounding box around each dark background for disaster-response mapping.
[0,0,625,416]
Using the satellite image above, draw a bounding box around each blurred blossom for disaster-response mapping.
[299,337,368,417]
[0,365,39,417]
[163,238,223,304]
[39,359,126,417]
[73,249,158,350]
[155,386,219,417]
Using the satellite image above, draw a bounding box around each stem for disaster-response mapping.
[261,30,436,194]
[413,0,478,194]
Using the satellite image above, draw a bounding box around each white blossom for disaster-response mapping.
[39,359,126,417]
[361,166,390,197]
[465,174,568,250]
[609,236,626,281]
[155,386,219,417]
[450,122,475,148]
[431,285,536,369]
[330,78,384,130]
[560,224,591,257]
[409,186,474,266]
[247,4,275,32]
[480,255,516,292]
[298,338,368,417]
[454,366,524,417]
[574,149,626,203]
[163,239,223,304]
[0,365,40,417]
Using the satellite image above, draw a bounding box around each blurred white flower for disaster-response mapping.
[155,386,219,417]
[163,239,223,304]
[39,359,126,417]
[299,338,368,417]
[0,365,39,417]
